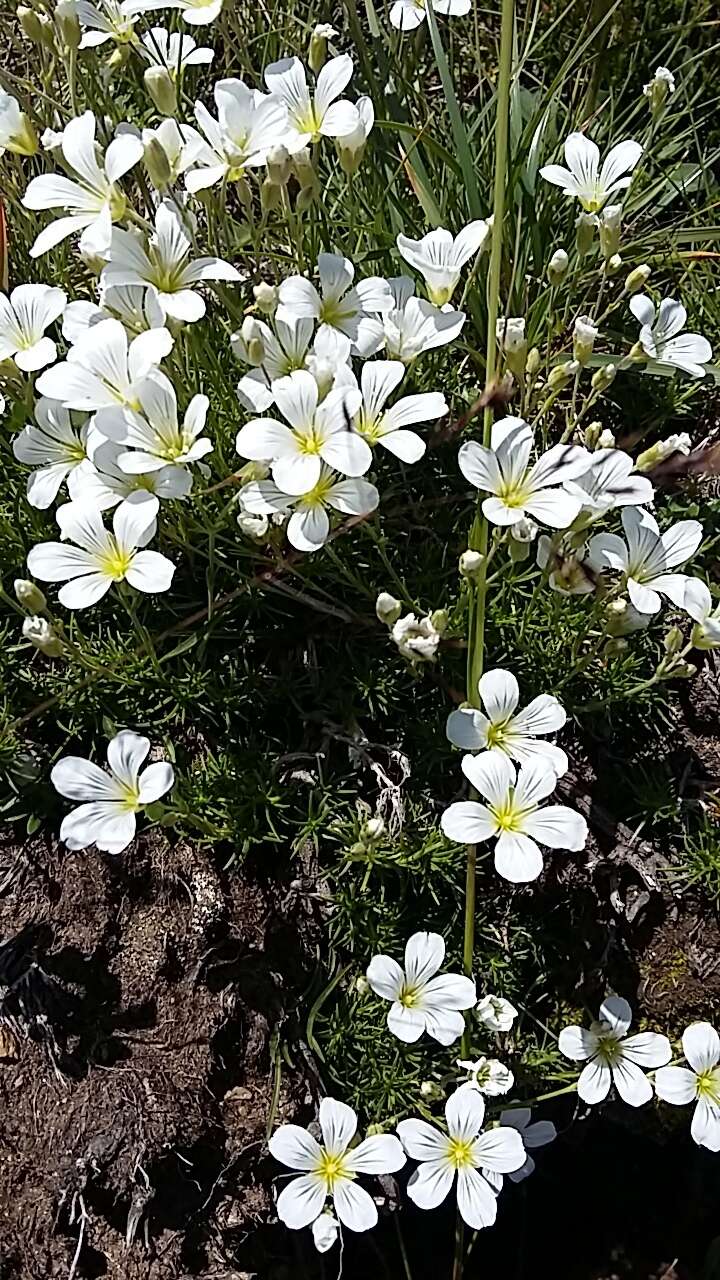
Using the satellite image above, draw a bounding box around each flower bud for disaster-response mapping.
[107,43,131,70]
[240,316,266,365]
[459,549,484,580]
[547,361,576,390]
[308,22,336,73]
[144,66,177,116]
[253,281,277,315]
[260,177,282,212]
[663,625,684,655]
[0,90,38,156]
[238,460,270,483]
[547,248,569,285]
[643,66,675,116]
[18,6,49,46]
[573,315,599,366]
[376,591,402,625]
[14,579,47,612]
[293,147,315,186]
[591,363,616,392]
[143,135,172,189]
[625,264,651,295]
[296,184,317,212]
[237,510,269,540]
[606,252,622,274]
[22,616,63,657]
[496,316,527,379]
[636,433,691,472]
[526,346,541,378]
[420,1081,444,1100]
[603,637,629,656]
[597,428,616,449]
[583,422,602,449]
[365,816,385,841]
[266,144,291,186]
[354,975,369,995]
[430,608,449,634]
[55,0,80,49]
[575,213,597,258]
[599,205,622,259]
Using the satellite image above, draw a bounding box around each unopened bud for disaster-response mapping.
[376,591,402,625]
[309,23,336,73]
[606,252,622,274]
[18,6,48,45]
[240,316,266,365]
[55,0,80,48]
[266,144,291,186]
[22,615,63,657]
[496,316,527,378]
[526,346,541,378]
[599,205,622,259]
[459,549,484,580]
[547,248,569,285]
[644,67,675,116]
[237,510,269,540]
[591,363,616,391]
[420,1081,444,1100]
[583,422,601,449]
[430,609,449,634]
[548,361,575,391]
[576,213,597,258]
[253,281,277,315]
[365,816,385,840]
[625,264,651,295]
[293,147,315,186]
[603,637,629,656]
[573,315,599,366]
[354,975,369,995]
[260,177,282,212]
[144,65,177,116]
[14,579,47,612]
[597,428,616,449]
[663,625,684,655]
[143,136,172,189]
[107,44,131,70]
[296,184,317,212]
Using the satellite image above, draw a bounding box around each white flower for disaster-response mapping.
[644,66,675,97]
[235,369,369,495]
[23,615,64,657]
[396,221,490,306]
[376,592,402,625]
[97,371,211,472]
[36,318,173,434]
[12,397,90,508]
[655,1022,720,1151]
[458,417,589,529]
[336,96,374,171]
[185,79,288,192]
[366,931,476,1045]
[587,506,703,614]
[476,994,518,1034]
[51,729,174,854]
[102,202,240,323]
[143,118,205,188]
[127,0,224,24]
[345,360,447,463]
[683,579,720,649]
[381,277,465,361]
[75,0,139,47]
[0,284,66,372]
[23,111,144,259]
[239,467,378,553]
[396,1088,524,1230]
[69,440,192,512]
[636,432,692,471]
[441,754,587,884]
[446,668,568,778]
[269,1097,405,1232]
[232,315,351,412]
[26,492,175,609]
[457,1058,514,1096]
[391,612,441,663]
[389,0,471,33]
[563,448,654,519]
[140,26,214,72]
[540,132,642,212]
[630,294,712,379]
[312,1213,339,1253]
[559,996,671,1107]
[499,1108,556,1182]
[278,253,393,358]
[0,90,37,157]
[264,55,359,149]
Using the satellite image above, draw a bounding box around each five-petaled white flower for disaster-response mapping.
[655,1022,720,1151]
[397,1087,524,1230]
[185,78,288,192]
[36,318,173,434]
[366,930,476,1045]
[278,253,393,358]
[232,315,351,412]
[12,397,89,508]
[345,359,447,463]
[559,996,671,1107]
[140,26,214,73]
[499,1108,556,1182]
[102,202,240,323]
[264,55,359,149]
[389,0,471,33]
[446,668,568,778]
[683,579,720,649]
[52,729,174,853]
[441,754,587,884]
[381,276,465,362]
[459,417,589,530]
[457,1057,514,1096]
[269,1097,405,1233]
[235,369,369,495]
[0,284,66,371]
[99,371,212,472]
[629,294,712,379]
[69,439,193,513]
[476,994,518,1034]
[587,506,703,615]
[63,283,166,345]
[540,132,643,212]
[563,448,654,519]
[26,491,175,609]
[239,467,378,553]
[23,111,143,259]
[396,221,491,306]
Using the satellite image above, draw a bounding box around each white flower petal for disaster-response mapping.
[456,1166,498,1230]
[345,1134,406,1175]
[404,931,444,987]
[441,801,498,844]
[493,830,544,883]
[654,1066,698,1106]
[691,1098,720,1151]
[558,1025,597,1062]
[137,761,174,804]
[396,1120,448,1162]
[269,1124,323,1171]
[406,1159,456,1211]
[611,1057,653,1107]
[682,1022,720,1074]
[332,1179,377,1232]
[319,1097,356,1156]
[276,1174,327,1230]
[366,954,404,1001]
[577,1058,612,1104]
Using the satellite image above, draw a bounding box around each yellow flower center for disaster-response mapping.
[99,540,134,581]
[356,411,384,444]
[398,983,419,1008]
[296,426,325,456]
[595,1033,622,1065]
[295,105,323,141]
[315,1149,352,1191]
[485,723,507,748]
[497,479,531,509]
[108,186,127,221]
[319,298,354,328]
[696,1068,720,1102]
[446,1137,475,1170]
